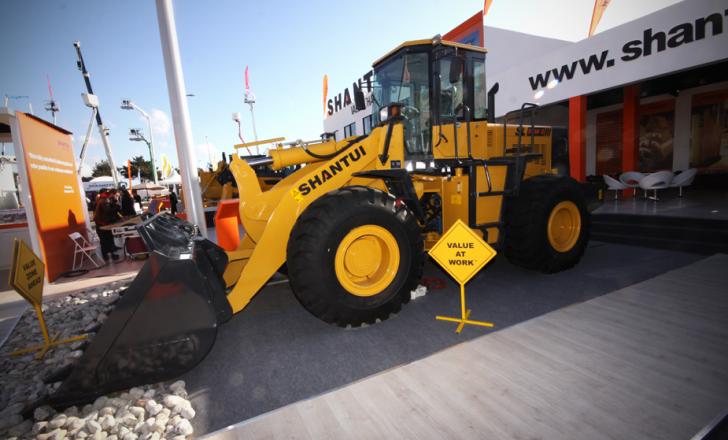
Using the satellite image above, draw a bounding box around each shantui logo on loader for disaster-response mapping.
[44,36,589,408]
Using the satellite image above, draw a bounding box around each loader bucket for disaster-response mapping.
[47,214,232,407]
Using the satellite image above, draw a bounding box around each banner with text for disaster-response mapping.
[17,112,87,281]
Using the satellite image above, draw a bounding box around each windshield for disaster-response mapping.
[371,51,431,155]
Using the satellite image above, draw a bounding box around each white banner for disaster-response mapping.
[490,0,728,116]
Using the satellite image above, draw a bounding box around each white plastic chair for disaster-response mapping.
[670,168,697,197]
[639,170,674,201]
[603,175,628,200]
[619,171,645,197]
[69,232,103,270]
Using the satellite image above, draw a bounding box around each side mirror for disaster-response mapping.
[449,57,463,84]
[354,89,366,111]
[487,82,499,122]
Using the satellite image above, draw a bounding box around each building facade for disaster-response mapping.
[324,0,728,181]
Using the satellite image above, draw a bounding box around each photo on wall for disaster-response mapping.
[690,90,728,172]
[639,101,674,172]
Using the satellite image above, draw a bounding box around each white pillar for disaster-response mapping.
[155,0,207,236]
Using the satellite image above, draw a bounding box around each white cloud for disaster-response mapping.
[79,163,94,178]
[148,109,170,136]
[196,141,220,169]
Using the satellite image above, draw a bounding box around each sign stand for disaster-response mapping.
[429,219,497,333]
[435,282,493,333]
[8,239,86,359]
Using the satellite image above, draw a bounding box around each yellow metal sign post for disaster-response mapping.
[429,219,497,333]
[8,239,86,359]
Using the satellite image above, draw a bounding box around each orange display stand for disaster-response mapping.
[214,199,241,251]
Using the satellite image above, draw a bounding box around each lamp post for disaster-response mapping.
[128,128,155,182]
[121,100,158,184]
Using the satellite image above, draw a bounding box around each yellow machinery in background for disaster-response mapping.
[221,36,590,327]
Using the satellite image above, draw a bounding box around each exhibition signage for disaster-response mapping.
[9,239,86,359]
[15,112,87,281]
[429,219,496,333]
[490,0,728,116]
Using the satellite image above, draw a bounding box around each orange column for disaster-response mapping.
[569,95,587,182]
[622,84,640,197]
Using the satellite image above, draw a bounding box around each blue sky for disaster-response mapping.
[2,0,679,173]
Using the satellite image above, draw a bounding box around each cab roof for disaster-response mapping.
[372,37,487,67]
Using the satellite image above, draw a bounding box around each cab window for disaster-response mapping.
[473,58,487,120]
[437,56,464,120]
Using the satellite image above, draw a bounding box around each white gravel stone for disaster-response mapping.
[67,416,84,430]
[0,282,201,440]
[38,428,67,440]
[117,411,137,427]
[179,405,195,420]
[168,381,185,394]
[32,420,49,435]
[91,431,108,440]
[128,406,145,419]
[128,388,144,400]
[100,414,116,430]
[84,410,99,422]
[174,419,193,436]
[86,419,102,434]
[145,399,163,417]
[49,413,68,429]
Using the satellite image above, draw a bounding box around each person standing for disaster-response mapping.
[131,189,142,205]
[169,190,178,215]
[120,187,136,217]
[94,189,118,262]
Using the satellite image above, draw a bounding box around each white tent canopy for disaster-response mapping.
[159,171,182,186]
[83,176,141,192]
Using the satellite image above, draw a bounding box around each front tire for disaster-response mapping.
[505,176,589,273]
[287,187,424,327]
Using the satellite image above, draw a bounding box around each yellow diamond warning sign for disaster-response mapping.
[429,219,497,285]
[10,239,45,305]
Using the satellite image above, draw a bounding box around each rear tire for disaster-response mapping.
[505,175,589,273]
[287,187,423,327]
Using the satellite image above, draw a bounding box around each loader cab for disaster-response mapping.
[370,39,488,162]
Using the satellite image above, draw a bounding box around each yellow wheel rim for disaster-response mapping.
[547,201,582,253]
[334,225,400,297]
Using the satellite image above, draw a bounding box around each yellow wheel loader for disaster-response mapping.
[222,36,589,326]
[45,37,588,407]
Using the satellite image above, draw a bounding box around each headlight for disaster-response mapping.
[378,104,401,123]
[379,106,390,123]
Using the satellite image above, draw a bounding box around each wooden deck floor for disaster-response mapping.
[204,255,728,440]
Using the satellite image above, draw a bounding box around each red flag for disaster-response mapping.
[47,75,54,100]
[588,0,611,37]
[323,74,329,116]
[245,66,250,93]
[483,0,493,15]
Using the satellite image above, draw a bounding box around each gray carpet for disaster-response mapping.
[182,241,704,436]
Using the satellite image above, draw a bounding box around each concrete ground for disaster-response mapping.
[181,241,703,436]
